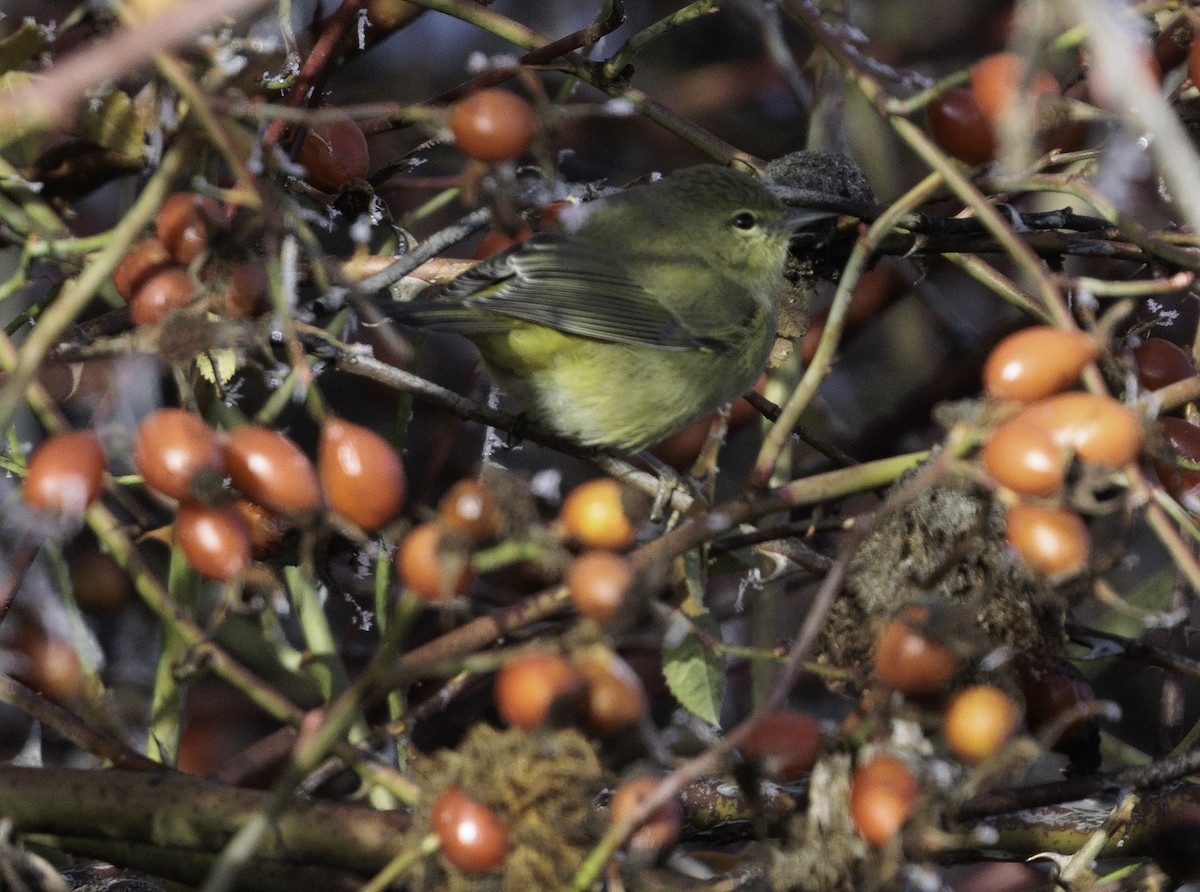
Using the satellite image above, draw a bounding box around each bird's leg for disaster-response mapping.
[687,407,731,502]
[637,450,698,523]
[639,409,731,522]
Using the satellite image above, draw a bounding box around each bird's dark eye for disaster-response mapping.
[732,212,757,230]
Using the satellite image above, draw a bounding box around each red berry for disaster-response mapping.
[1155,417,1200,511]
[983,326,1097,403]
[740,709,822,780]
[576,650,647,733]
[560,478,637,551]
[1022,664,1100,758]
[437,478,502,543]
[17,632,85,703]
[156,192,226,265]
[1134,338,1195,391]
[318,418,406,531]
[24,431,106,516]
[449,90,537,162]
[431,787,509,874]
[396,522,474,602]
[928,88,996,165]
[971,52,1060,125]
[1156,15,1194,73]
[129,267,194,326]
[175,502,252,581]
[609,776,682,856]
[1016,393,1142,469]
[567,551,634,624]
[222,425,321,518]
[1004,501,1090,577]
[296,118,370,192]
[874,604,960,695]
[208,263,268,317]
[493,651,583,730]
[943,685,1021,764]
[980,415,1068,496]
[112,239,176,302]
[849,754,919,846]
[1153,806,1200,882]
[133,409,223,501]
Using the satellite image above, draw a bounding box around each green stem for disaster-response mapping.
[360,832,441,892]
[146,545,198,763]
[601,0,717,82]
[286,565,350,700]
[941,252,1052,322]
[0,157,71,239]
[390,0,545,51]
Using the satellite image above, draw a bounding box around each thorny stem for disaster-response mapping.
[994,174,1200,273]
[888,115,1072,325]
[354,208,493,293]
[1068,622,1200,683]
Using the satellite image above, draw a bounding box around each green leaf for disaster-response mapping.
[195,348,239,386]
[662,608,725,725]
[1093,565,1174,641]
[0,71,45,162]
[1073,566,1175,681]
[74,87,144,158]
[0,20,49,73]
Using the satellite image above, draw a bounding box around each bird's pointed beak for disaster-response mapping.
[782,206,841,232]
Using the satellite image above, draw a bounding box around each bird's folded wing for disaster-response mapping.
[392,236,718,350]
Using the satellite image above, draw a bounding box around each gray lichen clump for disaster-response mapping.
[817,475,1079,687]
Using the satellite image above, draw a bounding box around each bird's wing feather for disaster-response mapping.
[397,235,721,350]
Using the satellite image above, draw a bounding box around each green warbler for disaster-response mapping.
[390,164,832,450]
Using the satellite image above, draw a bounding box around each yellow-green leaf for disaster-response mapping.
[662,608,724,725]
[0,70,46,160]
[0,20,49,73]
[74,87,144,158]
[195,348,239,386]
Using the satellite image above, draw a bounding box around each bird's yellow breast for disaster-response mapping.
[471,313,771,450]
